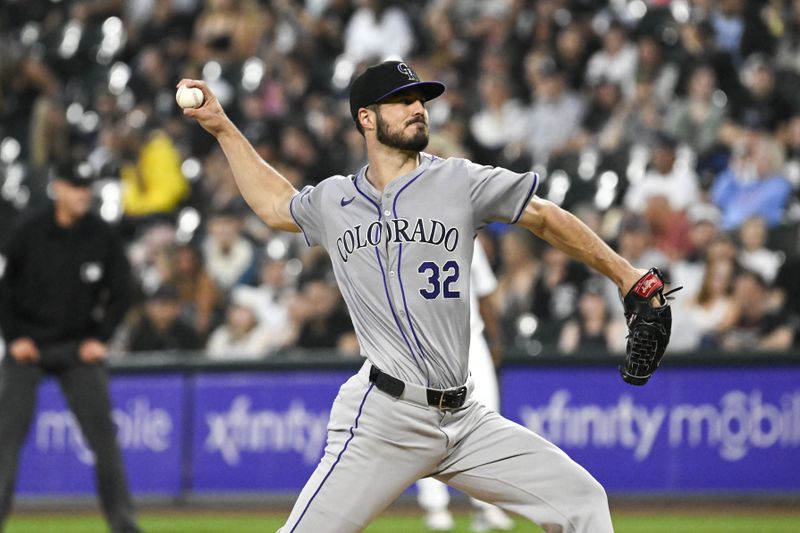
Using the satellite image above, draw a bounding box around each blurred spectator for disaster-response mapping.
[0,36,60,164]
[737,215,783,283]
[200,147,251,213]
[28,96,68,169]
[710,134,792,230]
[673,17,741,101]
[729,55,795,134]
[191,0,269,65]
[643,194,693,262]
[717,269,795,352]
[775,0,800,74]
[418,4,466,77]
[686,203,723,255]
[710,0,775,65]
[124,285,202,353]
[664,64,728,158]
[246,257,293,350]
[206,285,276,360]
[467,73,525,165]
[530,246,589,344]
[562,78,625,160]
[125,221,178,295]
[707,232,740,265]
[585,20,637,98]
[670,255,737,352]
[780,114,800,188]
[518,57,584,163]
[305,98,352,178]
[310,0,354,68]
[670,202,723,299]
[557,278,625,355]
[201,207,259,291]
[774,231,800,323]
[553,22,591,91]
[126,0,194,54]
[115,121,190,227]
[287,278,357,355]
[271,55,315,118]
[495,229,540,347]
[614,214,669,270]
[343,0,414,63]
[279,121,326,184]
[155,243,223,339]
[127,46,177,114]
[607,73,666,151]
[623,132,700,214]
[634,34,679,106]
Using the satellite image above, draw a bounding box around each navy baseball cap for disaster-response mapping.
[49,160,96,188]
[349,61,446,122]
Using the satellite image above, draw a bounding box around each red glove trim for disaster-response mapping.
[632,272,664,299]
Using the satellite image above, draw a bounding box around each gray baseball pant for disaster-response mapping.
[279,362,613,533]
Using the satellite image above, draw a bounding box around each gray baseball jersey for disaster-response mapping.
[281,154,613,533]
[290,153,538,389]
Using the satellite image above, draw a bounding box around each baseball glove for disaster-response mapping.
[620,268,680,386]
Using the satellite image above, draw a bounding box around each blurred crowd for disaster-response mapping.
[2,0,800,361]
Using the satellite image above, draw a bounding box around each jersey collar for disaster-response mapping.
[355,152,434,200]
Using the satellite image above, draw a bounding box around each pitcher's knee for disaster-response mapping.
[581,476,608,511]
[571,474,612,531]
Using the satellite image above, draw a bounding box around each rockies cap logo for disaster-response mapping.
[397,63,419,81]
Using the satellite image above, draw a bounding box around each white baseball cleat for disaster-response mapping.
[425,509,455,531]
[471,506,514,532]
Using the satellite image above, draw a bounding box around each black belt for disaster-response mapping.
[368,365,468,410]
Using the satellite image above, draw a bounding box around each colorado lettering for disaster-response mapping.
[336,218,459,262]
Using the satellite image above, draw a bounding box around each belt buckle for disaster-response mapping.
[438,386,467,410]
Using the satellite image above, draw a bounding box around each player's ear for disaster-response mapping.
[358,107,375,133]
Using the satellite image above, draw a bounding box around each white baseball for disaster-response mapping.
[176,85,204,109]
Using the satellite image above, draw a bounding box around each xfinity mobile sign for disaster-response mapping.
[13,365,800,495]
[503,367,800,491]
[191,371,351,492]
[16,375,184,494]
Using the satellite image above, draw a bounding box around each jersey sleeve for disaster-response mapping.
[465,159,539,228]
[289,184,325,247]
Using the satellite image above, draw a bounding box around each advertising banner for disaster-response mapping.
[190,370,353,492]
[14,364,800,496]
[17,374,185,495]
[502,366,800,492]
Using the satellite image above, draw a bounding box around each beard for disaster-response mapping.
[375,111,429,152]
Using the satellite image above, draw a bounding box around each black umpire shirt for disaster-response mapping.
[0,204,131,347]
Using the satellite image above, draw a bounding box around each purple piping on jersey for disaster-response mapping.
[373,248,425,373]
[510,172,539,225]
[353,173,427,375]
[394,244,431,387]
[288,383,374,533]
[392,169,434,387]
[289,190,312,247]
[352,170,381,215]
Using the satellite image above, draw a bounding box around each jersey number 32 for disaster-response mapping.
[418,261,460,300]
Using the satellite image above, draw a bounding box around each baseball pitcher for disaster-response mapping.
[180,60,674,533]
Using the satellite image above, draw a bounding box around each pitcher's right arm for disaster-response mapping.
[178,79,299,232]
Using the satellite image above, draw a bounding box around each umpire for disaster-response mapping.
[0,162,141,533]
